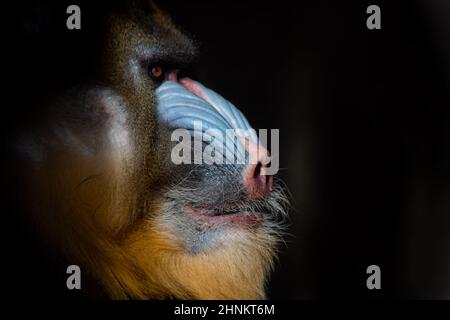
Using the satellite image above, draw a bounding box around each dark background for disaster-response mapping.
[5,0,450,299]
[161,0,450,299]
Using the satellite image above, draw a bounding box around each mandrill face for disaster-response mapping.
[11,0,288,299]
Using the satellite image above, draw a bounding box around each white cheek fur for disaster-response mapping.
[97,90,133,160]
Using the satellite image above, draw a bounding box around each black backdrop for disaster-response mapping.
[160,0,450,299]
[4,0,450,299]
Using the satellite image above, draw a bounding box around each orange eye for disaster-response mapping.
[149,66,164,80]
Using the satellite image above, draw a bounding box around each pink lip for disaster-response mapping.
[184,207,262,227]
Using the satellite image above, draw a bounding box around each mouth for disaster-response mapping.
[184,206,263,226]
[209,206,249,216]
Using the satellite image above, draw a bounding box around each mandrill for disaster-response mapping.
[6,0,288,299]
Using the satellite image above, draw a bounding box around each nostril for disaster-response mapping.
[253,162,262,179]
[244,161,273,198]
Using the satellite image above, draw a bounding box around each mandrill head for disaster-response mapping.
[11,0,289,299]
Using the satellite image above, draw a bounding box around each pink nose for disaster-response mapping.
[242,138,273,199]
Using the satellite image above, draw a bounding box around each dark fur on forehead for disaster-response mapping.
[107,0,198,62]
[123,0,158,28]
